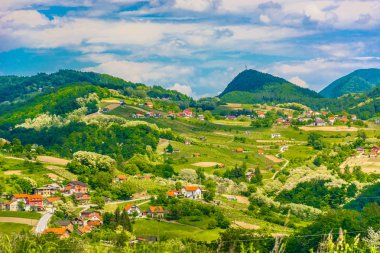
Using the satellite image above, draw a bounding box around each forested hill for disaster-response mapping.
[0,69,190,104]
[218,69,322,104]
[320,68,380,98]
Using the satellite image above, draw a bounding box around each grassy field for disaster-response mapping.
[0,222,32,234]
[133,219,223,242]
[0,211,41,219]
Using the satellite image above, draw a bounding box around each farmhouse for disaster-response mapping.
[182,109,193,118]
[44,197,61,207]
[166,190,181,198]
[123,204,141,216]
[75,193,91,204]
[372,145,380,153]
[65,181,88,195]
[4,200,19,211]
[78,225,92,235]
[314,118,327,126]
[42,227,70,239]
[370,150,378,158]
[258,150,264,155]
[147,206,166,218]
[328,116,335,125]
[115,175,128,183]
[271,133,281,138]
[144,101,153,108]
[235,148,244,153]
[55,220,74,232]
[34,184,60,197]
[181,186,202,199]
[257,111,266,119]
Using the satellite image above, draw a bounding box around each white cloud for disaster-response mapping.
[259,14,270,24]
[1,10,49,27]
[82,60,194,85]
[289,76,308,88]
[168,83,193,96]
[174,0,214,12]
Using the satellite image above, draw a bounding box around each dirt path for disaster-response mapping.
[4,170,22,175]
[265,155,283,163]
[192,162,222,167]
[299,126,359,132]
[232,221,260,230]
[37,156,70,166]
[0,217,38,226]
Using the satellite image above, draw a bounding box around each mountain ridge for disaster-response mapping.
[320,68,380,98]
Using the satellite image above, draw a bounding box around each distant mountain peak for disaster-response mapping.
[320,68,380,98]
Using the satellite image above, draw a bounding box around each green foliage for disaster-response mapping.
[307,132,325,150]
[276,180,348,209]
[345,183,380,211]
[320,68,380,98]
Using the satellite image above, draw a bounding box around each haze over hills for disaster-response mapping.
[319,68,380,98]
[218,69,322,104]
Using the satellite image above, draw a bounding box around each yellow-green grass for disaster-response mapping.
[210,119,251,127]
[0,222,32,234]
[0,211,41,219]
[134,219,223,242]
[0,156,52,190]
[281,145,317,161]
[167,140,275,173]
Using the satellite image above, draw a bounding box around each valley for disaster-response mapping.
[0,70,379,252]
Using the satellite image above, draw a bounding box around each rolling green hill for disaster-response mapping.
[219,69,322,104]
[320,68,380,98]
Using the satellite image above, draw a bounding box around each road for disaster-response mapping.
[35,212,53,234]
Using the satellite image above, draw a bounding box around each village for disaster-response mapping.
[0,176,205,240]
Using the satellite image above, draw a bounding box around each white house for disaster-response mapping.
[123,204,141,216]
[271,133,281,138]
[181,186,202,199]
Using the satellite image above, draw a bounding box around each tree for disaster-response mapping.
[17,201,26,211]
[166,144,174,154]
[91,196,105,209]
[313,156,323,166]
[307,132,325,150]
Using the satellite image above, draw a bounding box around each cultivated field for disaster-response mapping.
[192,162,223,167]
[340,156,380,173]
[37,156,70,166]
[299,126,359,132]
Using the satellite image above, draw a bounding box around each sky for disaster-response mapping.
[1,0,380,98]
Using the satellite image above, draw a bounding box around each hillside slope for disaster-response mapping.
[320,68,380,98]
[219,69,322,104]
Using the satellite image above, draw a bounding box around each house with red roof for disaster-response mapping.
[123,204,141,216]
[115,175,128,183]
[370,150,378,158]
[77,225,92,235]
[257,111,266,119]
[65,181,88,195]
[147,206,166,218]
[42,227,70,239]
[181,186,202,199]
[166,190,180,198]
[75,193,91,204]
[182,109,193,118]
[144,101,153,108]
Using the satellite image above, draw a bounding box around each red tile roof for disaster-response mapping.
[43,227,67,235]
[148,206,165,213]
[78,225,92,234]
[46,197,61,203]
[13,194,29,199]
[184,186,199,192]
[87,220,101,227]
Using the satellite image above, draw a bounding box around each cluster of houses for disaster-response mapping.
[350,145,380,158]
[131,111,162,119]
[166,186,203,200]
[0,181,90,212]
[42,210,104,239]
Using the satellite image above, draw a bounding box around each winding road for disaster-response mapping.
[35,212,53,234]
